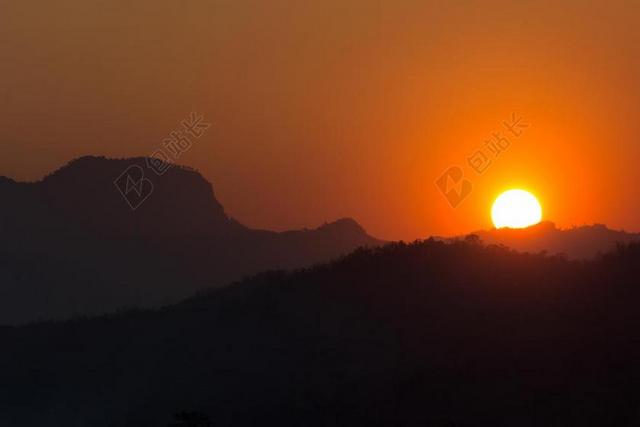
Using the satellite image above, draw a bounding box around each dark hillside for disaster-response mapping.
[2,239,640,426]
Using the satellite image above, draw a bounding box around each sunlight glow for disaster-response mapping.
[491,189,542,229]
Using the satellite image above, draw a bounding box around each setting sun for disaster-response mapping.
[491,189,542,229]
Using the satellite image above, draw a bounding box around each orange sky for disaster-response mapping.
[1,0,639,240]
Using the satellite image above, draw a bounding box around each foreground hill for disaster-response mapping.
[473,221,640,259]
[0,156,382,324]
[1,239,640,426]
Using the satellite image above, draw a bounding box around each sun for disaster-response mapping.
[491,189,542,229]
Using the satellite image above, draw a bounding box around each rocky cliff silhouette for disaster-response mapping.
[0,156,382,324]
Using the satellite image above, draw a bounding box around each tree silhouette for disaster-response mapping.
[168,411,211,427]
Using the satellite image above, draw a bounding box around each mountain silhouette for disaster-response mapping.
[0,156,382,324]
[471,221,640,259]
[1,238,640,426]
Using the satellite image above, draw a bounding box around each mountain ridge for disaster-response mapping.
[0,156,383,324]
[469,220,640,260]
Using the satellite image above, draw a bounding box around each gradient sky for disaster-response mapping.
[2,0,639,240]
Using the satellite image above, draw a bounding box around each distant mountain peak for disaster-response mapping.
[318,217,366,233]
[19,156,230,238]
